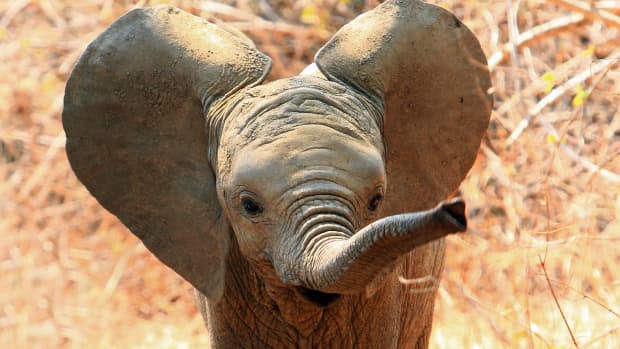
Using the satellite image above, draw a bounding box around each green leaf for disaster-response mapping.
[581,45,595,57]
[571,83,589,108]
[300,5,320,25]
[541,71,555,94]
[547,133,567,145]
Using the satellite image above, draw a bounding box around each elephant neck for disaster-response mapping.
[201,243,328,346]
[197,239,446,348]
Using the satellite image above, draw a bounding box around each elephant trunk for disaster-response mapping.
[301,199,467,294]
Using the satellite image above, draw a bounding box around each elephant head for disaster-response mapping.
[63,0,491,305]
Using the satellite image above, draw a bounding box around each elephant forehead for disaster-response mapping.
[229,125,386,196]
[220,76,384,150]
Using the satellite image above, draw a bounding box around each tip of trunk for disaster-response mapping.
[440,198,467,231]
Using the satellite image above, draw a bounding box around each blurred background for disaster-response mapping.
[1,0,619,348]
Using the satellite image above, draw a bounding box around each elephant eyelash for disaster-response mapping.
[368,193,383,211]
[241,196,264,216]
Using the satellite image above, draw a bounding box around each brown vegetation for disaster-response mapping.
[1,0,618,348]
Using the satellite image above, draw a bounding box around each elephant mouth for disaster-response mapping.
[295,286,341,307]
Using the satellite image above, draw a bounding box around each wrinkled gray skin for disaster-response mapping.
[62,1,492,348]
[202,78,466,347]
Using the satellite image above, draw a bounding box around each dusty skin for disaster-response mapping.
[62,0,491,348]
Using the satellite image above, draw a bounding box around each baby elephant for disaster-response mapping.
[63,0,492,348]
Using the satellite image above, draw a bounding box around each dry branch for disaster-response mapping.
[505,50,620,147]
[488,14,586,69]
[201,2,329,39]
[595,1,620,11]
[538,255,580,348]
[495,51,597,121]
[0,0,30,27]
[505,50,620,183]
[548,0,620,28]
[557,142,620,183]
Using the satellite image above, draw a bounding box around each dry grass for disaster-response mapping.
[1,0,619,348]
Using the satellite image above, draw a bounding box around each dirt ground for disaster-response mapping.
[1,0,619,348]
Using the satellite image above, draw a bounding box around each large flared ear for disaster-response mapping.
[63,6,271,300]
[315,0,492,213]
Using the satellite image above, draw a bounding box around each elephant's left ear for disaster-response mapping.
[315,0,492,213]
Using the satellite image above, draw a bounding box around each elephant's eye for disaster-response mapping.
[242,197,263,216]
[368,193,383,211]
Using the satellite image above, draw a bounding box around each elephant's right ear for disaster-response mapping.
[63,6,271,300]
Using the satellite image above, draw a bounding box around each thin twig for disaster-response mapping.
[595,1,620,12]
[507,0,525,104]
[505,50,620,147]
[201,1,260,21]
[538,255,580,348]
[256,0,283,22]
[495,49,595,122]
[201,2,329,39]
[447,274,550,346]
[581,326,620,348]
[482,10,500,53]
[523,248,536,348]
[507,0,521,69]
[557,143,620,183]
[18,131,65,199]
[548,0,620,28]
[226,21,329,39]
[537,60,620,183]
[488,14,586,69]
[0,0,30,28]
[545,276,620,319]
[37,0,66,28]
